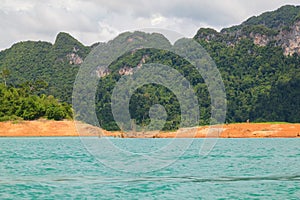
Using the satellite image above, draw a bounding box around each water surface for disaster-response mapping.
[0,138,299,199]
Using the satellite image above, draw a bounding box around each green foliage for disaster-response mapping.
[1,12,300,130]
[241,25,278,36]
[94,33,300,131]
[0,115,22,122]
[0,32,91,103]
[194,28,220,38]
[197,37,300,124]
[53,32,90,59]
[243,5,300,29]
[0,68,10,86]
[0,84,72,121]
[46,106,66,120]
[95,46,213,131]
[223,5,300,32]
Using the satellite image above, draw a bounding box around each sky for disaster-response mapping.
[1,0,300,50]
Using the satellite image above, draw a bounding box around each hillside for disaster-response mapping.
[193,5,300,126]
[195,5,300,55]
[0,84,72,121]
[0,32,91,103]
[224,5,300,31]
[1,5,300,130]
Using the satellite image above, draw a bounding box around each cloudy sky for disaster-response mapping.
[1,0,300,50]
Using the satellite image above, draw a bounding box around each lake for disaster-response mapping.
[0,138,299,199]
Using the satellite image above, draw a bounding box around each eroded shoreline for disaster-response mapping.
[0,120,300,138]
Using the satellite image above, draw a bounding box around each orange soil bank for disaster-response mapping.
[0,120,299,138]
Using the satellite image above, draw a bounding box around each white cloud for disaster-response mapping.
[97,21,119,41]
[1,0,34,12]
[151,14,166,26]
[0,0,300,50]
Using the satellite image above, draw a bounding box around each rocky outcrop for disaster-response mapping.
[246,22,300,54]
[251,33,271,46]
[96,54,150,78]
[137,55,149,68]
[66,53,83,65]
[117,54,150,75]
[119,66,133,75]
[196,20,300,56]
[96,66,111,77]
[277,21,300,55]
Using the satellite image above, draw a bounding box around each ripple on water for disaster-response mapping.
[0,138,299,199]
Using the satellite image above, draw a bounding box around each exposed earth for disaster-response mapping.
[0,120,299,138]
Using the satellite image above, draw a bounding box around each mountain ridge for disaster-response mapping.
[195,5,300,55]
[1,5,300,129]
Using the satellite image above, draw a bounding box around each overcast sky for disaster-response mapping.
[1,0,300,50]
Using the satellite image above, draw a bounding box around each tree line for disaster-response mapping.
[0,79,72,121]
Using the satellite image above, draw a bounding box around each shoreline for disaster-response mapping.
[0,120,299,138]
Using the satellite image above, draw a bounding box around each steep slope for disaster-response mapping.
[1,5,300,129]
[195,5,300,55]
[194,5,300,124]
[0,32,91,103]
[224,5,300,31]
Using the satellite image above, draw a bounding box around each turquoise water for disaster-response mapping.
[0,138,299,199]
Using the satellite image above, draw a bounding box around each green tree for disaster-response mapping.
[1,68,10,87]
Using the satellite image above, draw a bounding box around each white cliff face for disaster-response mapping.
[118,66,133,75]
[96,66,111,78]
[251,33,270,47]
[278,21,300,56]
[96,54,150,78]
[250,21,300,55]
[198,20,300,56]
[66,53,83,65]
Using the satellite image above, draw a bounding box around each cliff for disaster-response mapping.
[195,5,300,56]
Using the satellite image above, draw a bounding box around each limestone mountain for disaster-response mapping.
[1,5,300,128]
[0,32,90,103]
[195,5,300,55]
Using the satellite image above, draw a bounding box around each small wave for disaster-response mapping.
[1,175,299,185]
[97,175,300,184]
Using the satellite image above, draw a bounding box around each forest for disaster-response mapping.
[0,5,300,129]
[0,81,72,121]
